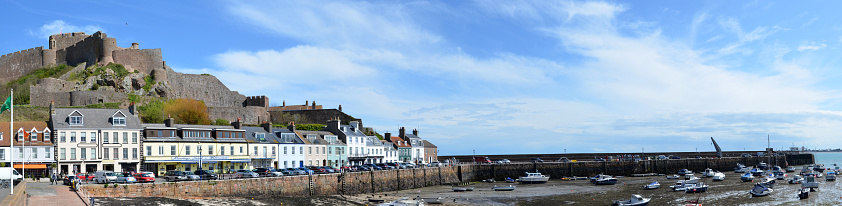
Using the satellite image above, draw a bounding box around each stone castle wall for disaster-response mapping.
[57,33,103,68]
[166,69,245,108]
[209,106,270,125]
[0,47,44,83]
[269,109,359,125]
[112,48,163,74]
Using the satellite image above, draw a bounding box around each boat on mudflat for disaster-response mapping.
[492,185,516,191]
[611,194,650,206]
[749,184,773,197]
[518,172,549,184]
[643,181,660,190]
[712,172,725,181]
[593,175,619,185]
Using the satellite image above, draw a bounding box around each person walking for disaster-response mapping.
[50,173,56,185]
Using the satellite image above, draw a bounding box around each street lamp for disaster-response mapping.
[198,144,203,171]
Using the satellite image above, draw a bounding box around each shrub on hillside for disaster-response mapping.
[164,98,211,125]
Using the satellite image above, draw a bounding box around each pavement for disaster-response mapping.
[26,180,86,206]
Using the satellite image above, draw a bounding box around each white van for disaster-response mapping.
[0,167,23,182]
[94,170,118,183]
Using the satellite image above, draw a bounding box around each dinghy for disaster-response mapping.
[611,194,650,206]
[643,181,660,190]
[749,184,773,197]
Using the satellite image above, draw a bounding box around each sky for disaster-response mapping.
[2,0,842,155]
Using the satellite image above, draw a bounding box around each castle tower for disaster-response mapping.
[101,37,117,64]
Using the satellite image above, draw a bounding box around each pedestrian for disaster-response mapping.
[50,173,56,185]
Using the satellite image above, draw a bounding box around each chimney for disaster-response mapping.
[287,121,296,132]
[50,101,55,116]
[326,118,340,131]
[338,105,342,111]
[399,127,406,138]
[231,118,242,129]
[312,101,316,109]
[305,100,308,106]
[385,133,391,141]
[413,129,418,136]
[282,100,285,107]
[129,102,137,116]
[261,122,272,133]
[164,118,175,127]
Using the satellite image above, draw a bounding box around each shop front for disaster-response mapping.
[145,156,251,176]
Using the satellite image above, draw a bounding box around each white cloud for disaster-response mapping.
[29,20,103,39]
[797,42,827,51]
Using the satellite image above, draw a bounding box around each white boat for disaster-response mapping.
[758,162,768,170]
[750,168,764,176]
[678,169,693,175]
[378,197,425,206]
[770,166,782,173]
[749,184,772,197]
[676,176,700,184]
[735,164,752,173]
[417,196,443,204]
[684,183,708,193]
[665,174,680,179]
[702,168,716,177]
[759,177,776,188]
[788,175,804,184]
[802,174,819,189]
[492,185,516,191]
[786,166,796,173]
[611,194,650,206]
[740,173,754,182]
[670,182,695,191]
[518,172,549,184]
[774,171,786,180]
[712,172,725,181]
[593,175,619,185]
[452,186,468,192]
[798,188,810,199]
[826,171,836,181]
[643,181,660,190]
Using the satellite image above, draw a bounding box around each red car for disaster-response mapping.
[76,173,94,181]
[306,166,326,174]
[133,172,156,183]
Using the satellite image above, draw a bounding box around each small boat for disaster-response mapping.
[798,188,810,199]
[786,166,796,173]
[464,187,474,191]
[665,174,680,179]
[670,182,695,191]
[492,185,516,191]
[735,164,752,173]
[802,174,819,189]
[702,168,716,177]
[452,186,467,192]
[417,196,443,204]
[758,162,768,170]
[676,176,700,184]
[594,175,619,185]
[750,168,764,176]
[788,175,804,184]
[712,172,725,181]
[678,169,693,175]
[826,171,836,181]
[759,177,776,188]
[518,172,550,184]
[505,177,516,183]
[749,183,773,197]
[643,181,660,190]
[740,173,754,182]
[774,171,786,180]
[684,183,708,193]
[378,197,424,206]
[770,166,782,173]
[683,174,696,180]
[611,194,650,206]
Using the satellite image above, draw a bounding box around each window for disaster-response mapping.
[254,146,258,155]
[104,148,109,160]
[113,132,118,143]
[170,131,175,137]
[132,132,137,144]
[70,116,83,125]
[91,148,96,159]
[70,132,76,142]
[113,148,118,159]
[272,147,276,155]
[30,131,36,141]
[208,145,213,155]
[146,146,152,156]
[309,147,312,154]
[45,148,50,159]
[171,146,176,155]
[81,148,86,159]
[186,145,191,155]
[123,132,128,144]
[31,148,36,159]
[80,132,86,142]
[70,148,76,160]
[284,146,287,155]
[90,132,96,142]
[329,147,332,155]
[156,131,162,137]
[257,133,265,141]
[158,146,163,155]
[322,147,325,154]
[60,132,65,142]
[226,132,230,138]
[17,132,23,142]
[300,147,303,155]
[239,146,243,154]
[103,132,109,143]
[230,146,234,155]
[123,148,128,159]
[263,146,267,157]
[221,146,225,156]
[132,148,137,159]
[0,148,4,160]
[60,148,65,160]
[113,117,126,125]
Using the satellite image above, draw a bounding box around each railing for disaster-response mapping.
[75,181,92,205]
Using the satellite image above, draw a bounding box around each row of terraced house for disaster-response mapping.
[0,104,438,177]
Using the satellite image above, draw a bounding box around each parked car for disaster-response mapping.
[319,166,335,173]
[94,170,118,184]
[327,166,341,173]
[63,175,79,185]
[340,166,355,172]
[386,162,404,169]
[182,171,201,181]
[133,172,156,183]
[531,158,544,163]
[352,165,371,171]
[363,164,382,170]
[405,163,418,168]
[297,167,315,175]
[235,170,259,178]
[138,171,157,178]
[376,163,395,170]
[116,172,137,184]
[76,173,94,181]
[253,168,275,177]
[194,170,219,180]
[164,170,188,182]
[669,156,681,159]
[286,168,306,175]
[306,166,326,174]
[277,168,296,176]
[557,157,571,163]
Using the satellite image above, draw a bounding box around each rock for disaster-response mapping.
[128,73,146,90]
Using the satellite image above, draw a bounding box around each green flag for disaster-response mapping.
[0,96,10,114]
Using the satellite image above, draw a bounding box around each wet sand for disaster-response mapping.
[95,169,842,206]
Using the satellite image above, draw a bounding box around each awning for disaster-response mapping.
[14,164,46,169]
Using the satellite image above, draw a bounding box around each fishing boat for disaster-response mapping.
[786,166,796,173]
[802,174,819,189]
[518,172,550,184]
[665,174,680,179]
[611,194,650,206]
[670,182,695,191]
[740,173,754,182]
[417,196,443,204]
[749,184,773,197]
[798,188,810,199]
[788,175,804,184]
[758,162,768,170]
[592,174,619,185]
[712,172,725,181]
[770,166,782,173]
[492,185,516,191]
[684,183,708,193]
[774,171,786,180]
[702,168,716,177]
[643,181,660,190]
[678,169,693,175]
[826,171,836,181]
[676,176,700,184]
[735,164,752,173]
[750,168,764,176]
[759,177,776,188]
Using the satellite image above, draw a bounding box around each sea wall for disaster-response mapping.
[83,166,460,198]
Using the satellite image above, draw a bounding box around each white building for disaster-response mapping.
[275,126,305,169]
[51,105,143,175]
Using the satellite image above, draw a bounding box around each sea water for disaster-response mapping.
[811,152,842,168]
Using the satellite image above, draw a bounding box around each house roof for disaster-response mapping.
[242,126,280,144]
[51,108,142,130]
[295,130,339,145]
[338,125,367,137]
[365,136,382,146]
[422,140,437,148]
[0,121,49,146]
[141,123,247,143]
[273,128,305,144]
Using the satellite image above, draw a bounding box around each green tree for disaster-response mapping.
[164,98,211,125]
[139,100,165,123]
[214,118,230,126]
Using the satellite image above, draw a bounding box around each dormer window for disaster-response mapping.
[113,117,125,125]
[306,134,317,142]
[256,133,266,142]
[30,129,37,141]
[69,110,83,125]
[44,129,50,142]
[17,132,23,142]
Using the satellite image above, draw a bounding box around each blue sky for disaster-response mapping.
[2,1,842,155]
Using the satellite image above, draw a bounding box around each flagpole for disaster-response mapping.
[9,88,13,195]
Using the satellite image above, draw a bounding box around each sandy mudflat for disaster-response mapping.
[94,170,842,206]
